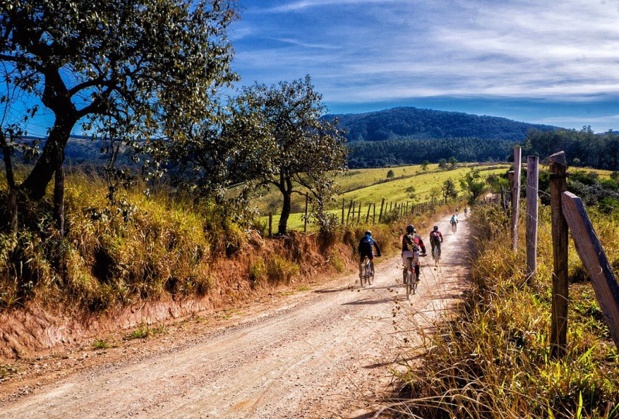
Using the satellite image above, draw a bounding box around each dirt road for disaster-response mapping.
[0,214,470,418]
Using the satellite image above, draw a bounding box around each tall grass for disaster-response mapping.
[0,171,242,311]
[391,204,619,418]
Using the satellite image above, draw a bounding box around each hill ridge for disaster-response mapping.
[325,106,559,142]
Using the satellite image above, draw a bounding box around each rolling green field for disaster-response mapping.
[259,163,511,231]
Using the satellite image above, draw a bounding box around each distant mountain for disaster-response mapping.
[325,106,559,142]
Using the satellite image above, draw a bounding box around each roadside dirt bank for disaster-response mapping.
[0,214,472,418]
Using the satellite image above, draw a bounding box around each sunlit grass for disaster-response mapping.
[259,163,509,232]
[392,204,619,418]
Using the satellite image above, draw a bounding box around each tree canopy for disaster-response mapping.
[232,76,347,235]
[0,0,237,201]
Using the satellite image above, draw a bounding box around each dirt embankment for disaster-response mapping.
[0,230,357,361]
[0,214,471,418]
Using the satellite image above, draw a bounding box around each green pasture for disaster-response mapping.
[258,163,511,232]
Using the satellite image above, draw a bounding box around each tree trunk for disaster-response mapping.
[278,191,291,235]
[21,66,76,202]
[20,122,72,201]
[7,188,18,233]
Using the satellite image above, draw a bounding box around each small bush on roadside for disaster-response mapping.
[249,258,267,287]
[92,338,110,350]
[266,255,299,285]
[124,323,166,340]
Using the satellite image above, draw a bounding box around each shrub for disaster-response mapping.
[266,255,299,285]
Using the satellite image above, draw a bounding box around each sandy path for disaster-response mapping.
[0,214,470,419]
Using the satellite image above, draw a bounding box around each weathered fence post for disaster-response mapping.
[365,202,371,223]
[562,191,619,348]
[357,202,361,224]
[512,146,522,252]
[341,198,345,225]
[378,198,385,222]
[507,172,514,215]
[347,200,354,224]
[549,151,569,359]
[373,203,376,223]
[526,156,539,284]
[268,212,273,238]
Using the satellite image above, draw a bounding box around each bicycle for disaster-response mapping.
[451,220,457,232]
[402,257,419,298]
[431,243,441,265]
[360,255,374,287]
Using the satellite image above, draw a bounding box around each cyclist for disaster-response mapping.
[464,206,468,217]
[358,230,381,280]
[412,228,427,255]
[429,225,443,257]
[402,225,421,283]
[450,214,458,230]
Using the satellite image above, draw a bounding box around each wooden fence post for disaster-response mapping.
[341,198,345,225]
[347,200,354,224]
[268,212,272,238]
[512,146,522,252]
[549,151,569,359]
[357,203,361,224]
[562,192,619,348]
[379,198,385,222]
[526,156,539,284]
[365,202,371,223]
[373,203,376,223]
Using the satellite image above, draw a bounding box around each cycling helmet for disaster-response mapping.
[365,230,372,236]
[433,225,439,231]
[406,224,415,233]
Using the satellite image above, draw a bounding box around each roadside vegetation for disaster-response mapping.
[0,164,461,313]
[392,203,619,418]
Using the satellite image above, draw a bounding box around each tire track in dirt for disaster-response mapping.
[0,214,472,418]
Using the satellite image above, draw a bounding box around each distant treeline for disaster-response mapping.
[523,128,619,170]
[347,137,516,168]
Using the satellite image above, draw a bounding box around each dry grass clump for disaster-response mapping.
[0,173,242,311]
[390,205,619,418]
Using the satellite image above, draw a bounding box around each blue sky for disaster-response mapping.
[229,0,619,132]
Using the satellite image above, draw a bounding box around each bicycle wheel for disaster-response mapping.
[432,247,440,265]
[364,260,372,286]
[367,262,374,285]
[406,270,412,299]
[412,273,418,295]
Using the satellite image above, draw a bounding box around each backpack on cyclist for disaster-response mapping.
[403,233,415,251]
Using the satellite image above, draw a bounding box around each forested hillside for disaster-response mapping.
[348,137,514,168]
[325,106,558,142]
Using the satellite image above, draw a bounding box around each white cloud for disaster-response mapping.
[232,0,619,128]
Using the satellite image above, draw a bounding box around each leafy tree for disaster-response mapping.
[448,156,458,169]
[438,158,447,169]
[421,160,429,171]
[460,171,486,204]
[442,178,458,202]
[428,186,442,203]
[230,76,347,235]
[406,185,417,202]
[0,0,237,230]
[387,169,395,178]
